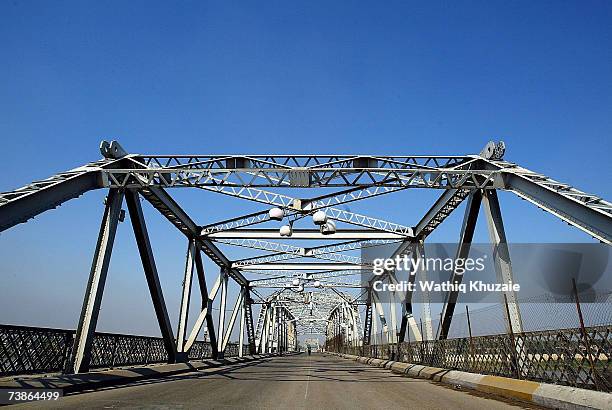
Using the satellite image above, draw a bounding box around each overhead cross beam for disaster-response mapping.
[199,185,414,236]
[206,228,405,240]
[214,238,362,266]
[102,165,501,189]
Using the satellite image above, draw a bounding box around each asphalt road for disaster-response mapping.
[12,354,540,409]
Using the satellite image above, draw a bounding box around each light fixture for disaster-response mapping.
[268,207,284,221]
[320,220,336,235]
[280,224,293,237]
[312,210,327,225]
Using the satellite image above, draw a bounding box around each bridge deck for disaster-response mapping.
[13,354,538,409]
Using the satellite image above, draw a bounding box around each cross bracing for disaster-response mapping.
[1,139,610,374]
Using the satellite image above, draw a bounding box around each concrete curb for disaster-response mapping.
[336,354,612,410]
[0,354,279,394]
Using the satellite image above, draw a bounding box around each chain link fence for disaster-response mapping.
[328,292,612,392]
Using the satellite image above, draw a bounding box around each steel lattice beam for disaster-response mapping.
[205,228,405,240]
[199,185,414,236]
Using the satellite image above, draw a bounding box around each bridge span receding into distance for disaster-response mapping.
[0,140,611,408]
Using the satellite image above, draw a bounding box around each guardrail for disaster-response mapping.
[0,324,244,377]
[329,325,612,392]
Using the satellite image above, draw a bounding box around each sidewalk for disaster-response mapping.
[0,354,276,394]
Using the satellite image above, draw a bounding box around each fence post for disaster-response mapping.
[466,305,474,372]
[420,319,424,341]
[503,294,520,379]
[572,278,602,390]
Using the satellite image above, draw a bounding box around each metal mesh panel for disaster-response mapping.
[0,325,178,376]
[188,341,213,360]
[333,325,612,392]
[0,324,72,376]
[225,343,239,357]
[90,333,169,368]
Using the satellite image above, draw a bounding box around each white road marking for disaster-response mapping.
[304,354,311,399]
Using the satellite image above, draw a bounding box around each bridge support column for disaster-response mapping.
[183,273,220,358]
[176,239,196,360]
[67,189,124,374]
[269,304,277,353]
[279,310,285,352]
[362,298,372,345]
[238,288,245,357]
[258,303,270,353]
[439,190,482,339]
[416,242,433,341]
[193,249,219,359]
[372,291,389,344]
[398,242,423,342]
[350,305,359,346]
[370,301,378,344]
[221,287,243,353]
[217,270,228,358]
[125,190,177,363]
[243,288,257,355]
[482,190,523,333]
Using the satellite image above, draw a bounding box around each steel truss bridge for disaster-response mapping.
[0,140,611,383]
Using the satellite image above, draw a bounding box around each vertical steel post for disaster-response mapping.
[67,189,124,374]
[371,302,378,344]
[193,249,219,359]
[363,293,373,345]
[217,270,228,357]
[416,242,433,341]
[243,288,257,354]
[239,288,246,357]
[572,278,601,390]
[483,190,523,334]
[503,294,521,379]
[389,291,398,344]
[466,305,474,371]
[397,243,424,342]
[176,239,196,358]
[259,304,270,353]
[221,290,243,352]
[372,291,389,344]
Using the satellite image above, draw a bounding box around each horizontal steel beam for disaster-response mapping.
[200,185,412,235]
[242,263,367,271]
[101,168,501,189]
[206,229,406,240]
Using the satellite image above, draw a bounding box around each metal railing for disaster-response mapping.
[329,325,612,392]
[0,324,242,377]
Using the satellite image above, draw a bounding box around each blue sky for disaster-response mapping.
[1,1,611,338]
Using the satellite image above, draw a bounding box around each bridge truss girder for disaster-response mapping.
[1,140,611,372]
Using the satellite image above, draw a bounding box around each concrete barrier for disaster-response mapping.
[342,355,612,410]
